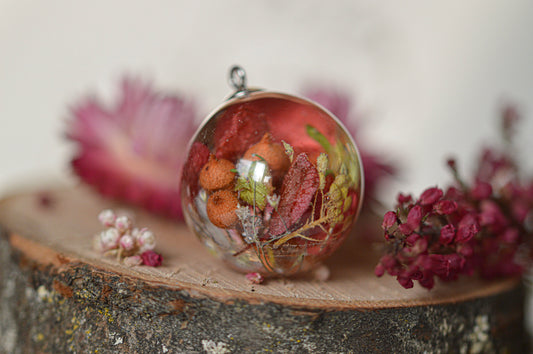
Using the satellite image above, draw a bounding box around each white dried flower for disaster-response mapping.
[99,228,120,251]
[131,227,140,238]
[119,234,135,251]
[137,229,156,252]
[115,215,132,233]
[93,234,105,253]
[98,209,116,227]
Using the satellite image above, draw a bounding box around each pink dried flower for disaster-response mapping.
[245,272,264,284]
[123,255,143,266]
[141,250,163,267]
[66,77,198,220]
[312,265,331,281]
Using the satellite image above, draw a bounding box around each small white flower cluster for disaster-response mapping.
[94,209,156,265]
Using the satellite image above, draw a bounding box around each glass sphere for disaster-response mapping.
[181,91,363,276]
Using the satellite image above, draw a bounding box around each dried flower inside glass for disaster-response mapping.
[181,67,364,276]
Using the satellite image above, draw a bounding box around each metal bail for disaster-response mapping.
[229,65,247,93]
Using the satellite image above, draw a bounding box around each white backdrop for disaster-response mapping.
[1,0,533,204]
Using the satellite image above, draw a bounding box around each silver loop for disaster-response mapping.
[229,65,247,92]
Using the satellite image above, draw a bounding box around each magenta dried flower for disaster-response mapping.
[66,77,198,220]
[376,104,533,289]
[434,200,457,215]
[419,187,443,206]
[382,211,397,230]
[439,224,456,245]
[141,250,163,267]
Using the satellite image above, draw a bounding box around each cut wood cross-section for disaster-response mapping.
[0,186,528,353]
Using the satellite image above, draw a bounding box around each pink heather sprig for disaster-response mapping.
[66,77,198,220]
[93,209,163,267]
[376,105,533,289]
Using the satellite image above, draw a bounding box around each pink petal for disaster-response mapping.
[66,76,198,220]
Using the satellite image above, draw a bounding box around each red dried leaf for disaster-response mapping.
[269,153,319,236]
[213,103,269,161]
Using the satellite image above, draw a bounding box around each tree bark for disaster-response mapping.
[0,186,528,353]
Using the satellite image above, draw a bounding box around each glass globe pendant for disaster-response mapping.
[181,66,364,276]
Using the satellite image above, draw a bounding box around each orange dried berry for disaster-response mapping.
[206,190,239,228]
[199,155,236,191]
[243,133,290,172]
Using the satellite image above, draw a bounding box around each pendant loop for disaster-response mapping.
[229,65,247,93]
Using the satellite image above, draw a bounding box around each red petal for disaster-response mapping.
[269,153,319,236]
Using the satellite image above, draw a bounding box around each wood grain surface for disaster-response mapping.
[0,185,527,353]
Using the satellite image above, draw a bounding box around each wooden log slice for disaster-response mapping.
[0,186,528,353]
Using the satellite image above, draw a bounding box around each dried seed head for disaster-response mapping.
[199,155,236,191]
[243,133,290,172]
[206,190,239,228]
